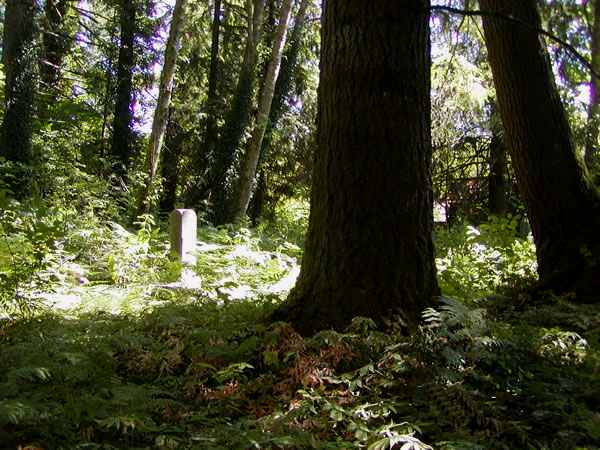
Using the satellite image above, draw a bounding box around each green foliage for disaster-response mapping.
[0,190,66,318]
[419,295,600,448]
[0,196,598,448]
[435,214,538,300]
[191,220,301,302]
[103,214,171,285]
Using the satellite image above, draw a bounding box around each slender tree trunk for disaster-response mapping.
[249,0,310,221]
[487,132,507,216]
[203,0,222,172]
[235,0,294,219]
[0,0,38,198]
[134,0,188,218]
[264,0,309,132]
[207,0,265,225]
[488,102,507,216]
[584,0,600,175]
[479,0,600,300]
[159,116,185,215]
[110,0,137,181]
[272,0,439,335]
[185,0,222,209]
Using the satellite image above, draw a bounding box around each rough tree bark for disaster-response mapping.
[159,116,185,215]
[0,0,38,198]
[110,0,137,181]
[488,103,507,216]
[39,0,70,115]
[134,0,188,218]
[479,0,600,300]
[235,0,294,219]
[272,0,440,335]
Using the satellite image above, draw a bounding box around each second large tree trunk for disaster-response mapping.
[110,0,137,181]
[0,0,38,198]
[272,0,439,335]
[480,0,600,300]
[39,0,70,116]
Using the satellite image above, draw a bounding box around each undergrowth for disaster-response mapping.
[0,197,598,448]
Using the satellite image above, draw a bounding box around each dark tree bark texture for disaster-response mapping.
[488,132,507,216]
[40,0,70,110]
[272,0,439,335]
[480,0,600,300]
[159,117,184,217]
[110,0,137,180]
[0,0,38,198]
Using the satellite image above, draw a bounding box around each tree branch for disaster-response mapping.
[430,5,600,80]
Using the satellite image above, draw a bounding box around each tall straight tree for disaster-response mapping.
[488,102,507,216]
[479,0,600,299]
[185,0,223,209]
[110,0,137,181]
[272,0,439,335]
[206,0,265,224]
[135,0,188,218]
[585,0,600,174]
[248,0,311,221]
[0,0,38,198]
[235,0,294,219]
[203,0,223,177]
[39,0,71,114]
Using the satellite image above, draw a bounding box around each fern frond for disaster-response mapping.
[438,296,470,328]
[7,366,52,384]
[0,399,35,425]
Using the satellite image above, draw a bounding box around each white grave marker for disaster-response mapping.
[170,209,197,265]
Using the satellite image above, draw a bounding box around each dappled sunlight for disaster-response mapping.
[1,197,598,447]
[435,216,538,300]
[1,236,599,447]
[1,0,599,445]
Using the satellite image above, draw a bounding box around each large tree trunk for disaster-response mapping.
[479,0,600,300]
[0,0,38,198]
[39,0,70,116]
[110,0,137,181]
[272,0,439,335]
[134,0,188,218]
[207,0,265,225]
[584,0,600,175]
[235,0,294,219]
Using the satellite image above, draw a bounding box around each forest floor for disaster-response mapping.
[1,212,599,449]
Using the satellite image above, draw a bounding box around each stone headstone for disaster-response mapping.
[170,209,197,265]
